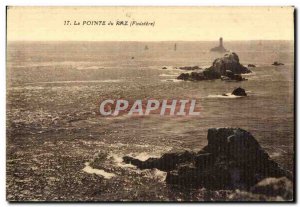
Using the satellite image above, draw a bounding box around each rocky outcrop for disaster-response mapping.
[248,64,256,67]
[162,67,167,69]
[202,68,222,79]
[177,70,220,81]
[232,87,247,96]
[123,128,292,193]
[208,52,251,75]
[272,61,284,66]
[177,52,250,81]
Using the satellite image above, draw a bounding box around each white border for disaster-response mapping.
[1,0,298,206]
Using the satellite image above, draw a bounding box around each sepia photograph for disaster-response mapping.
[6,6,295,202]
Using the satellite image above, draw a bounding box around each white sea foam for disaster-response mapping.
[161,79,183,83]
[141,168,167,182]
[242,72,256,76]
[159,73,179,77]
[106,152,166,182]
[82,162,116,179]
[132,152,161,161]
[207,93,243,99]
[31,80,122,84]
[153,169,167,182]
[109,153,135,168]
[10,86,45,91]
[270,152,282,158]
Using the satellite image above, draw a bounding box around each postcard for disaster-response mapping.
[6,6,295,202]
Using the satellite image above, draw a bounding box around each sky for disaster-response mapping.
[7,6,294,41]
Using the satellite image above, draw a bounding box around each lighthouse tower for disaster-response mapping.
[210,37,227,52]
[219,37,223,47]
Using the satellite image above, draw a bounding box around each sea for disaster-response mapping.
[6,41,294,201]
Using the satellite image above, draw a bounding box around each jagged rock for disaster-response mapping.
[189,72,206,81]
[248,64,256,67]
[232,87,247,96]
[177,73,190,81]
[194,153,215,169]
[272,61,284,66]
[123,128,292,193]
[208,52,251,75]
[176,52,249,81]
[123,151,195,171]
[162,67,167,69]
[202,68,221,79]
[176,71,218,81]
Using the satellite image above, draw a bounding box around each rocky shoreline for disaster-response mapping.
[123,128,293,201]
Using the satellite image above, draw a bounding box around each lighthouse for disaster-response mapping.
[210,37,228,53]
[219,37,223,47]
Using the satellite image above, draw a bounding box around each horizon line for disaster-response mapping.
[7,39,294,43]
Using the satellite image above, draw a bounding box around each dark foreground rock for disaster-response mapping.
[232,87,247,96]
[123,128,292,193]
[272,61,284,66]
[177,52,251,81]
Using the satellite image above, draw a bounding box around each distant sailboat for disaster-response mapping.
[145,45,149,50]
[174,43,177,51]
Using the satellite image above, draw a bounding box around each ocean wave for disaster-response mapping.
[159,73,179,77]
[109,153,136,168]
[207,93,244,99]
[161,79,183,83]
[129,152,161,161]
[31,80,122,84]
[242,72,256,76]
[109,152,167,182]
[82,162,116,179]
[270,152,282,158]
[140,168,167,182]
[10,86,45,91]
